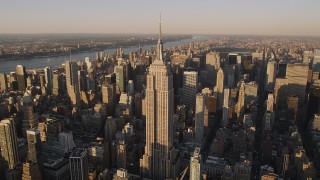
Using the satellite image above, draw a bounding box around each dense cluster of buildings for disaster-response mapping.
[0,34,191,61]
[0,23,320,180]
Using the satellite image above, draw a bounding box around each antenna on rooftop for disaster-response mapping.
[159,13,162,40]
[69,49,72,62]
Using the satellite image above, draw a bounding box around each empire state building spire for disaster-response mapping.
[157,14,163,61]
[140,16,179,179]
[159,13,162,41]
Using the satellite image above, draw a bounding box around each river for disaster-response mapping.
[0,35,209,73]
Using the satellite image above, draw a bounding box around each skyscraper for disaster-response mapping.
[266,61,277,91]
[190,148,202,180]
[280,148,289,177]
[0,118,19,171]
[286,63,308,106]
[65,61,78,91]
[236,82,245,121]
[65,60,80,106]
[216,68,224,110]
[22,161,42,180]
[0,73,8,92]
[244,82,258,104]
[22,93,38,137]
[140,19,179,179]
[266,93,274,112]
[223,65,236,88]
[117,140,126,169]
[39,74,46,95]
[104,116,117,142]
[52,72,63,96]
[127,80,134,95]
[205,51,220,86]
[69,148,89,180]
[16,65,27,91]
[44,66,53,95]
[114,65,126,93]
[206,52,221,69]
[183,70,198,108]
[195,93,205,143]
[102,82,117,115]
[307,82,320,122]
[312,49,320,71]
[26,129,42,162]
[78,70,88,92]
[274,78,288,111]
[222,88,230,126]
[287,95,299,123]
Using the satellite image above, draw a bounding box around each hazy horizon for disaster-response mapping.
[1,0,320,36]
[1,33,320,39]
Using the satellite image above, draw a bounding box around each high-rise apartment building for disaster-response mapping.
[69,148,89,180]
[0,118,19,170]
[183,70,198,108]
[140,21,179,179]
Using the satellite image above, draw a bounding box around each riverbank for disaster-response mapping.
[0,35,192,62]
[0,35,210,73]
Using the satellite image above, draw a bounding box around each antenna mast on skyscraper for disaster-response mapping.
[69,49,72,62]
[156,13,164,62]
[159,13,162,40]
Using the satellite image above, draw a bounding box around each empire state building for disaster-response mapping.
[140,19,179,179]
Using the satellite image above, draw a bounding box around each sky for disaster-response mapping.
[1,0,320,36]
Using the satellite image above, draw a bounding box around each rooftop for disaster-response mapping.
[70,148,88,158]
